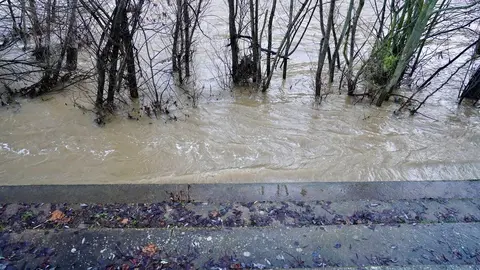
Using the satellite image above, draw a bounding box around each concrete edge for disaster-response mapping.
[0,180,479,203]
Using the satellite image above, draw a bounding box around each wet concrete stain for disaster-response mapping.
[0,197,479,268]
[1,198,479,232]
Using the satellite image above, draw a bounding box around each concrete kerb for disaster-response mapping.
[0,180,479,203]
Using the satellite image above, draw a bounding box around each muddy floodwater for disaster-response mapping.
[0,1,479,185]
[1,88,479,185]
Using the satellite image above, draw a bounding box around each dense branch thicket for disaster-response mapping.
[0,0,478,123]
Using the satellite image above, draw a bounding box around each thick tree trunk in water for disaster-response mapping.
[178,16,184,83]
[228,0,239,83]
[96,46,109,106]
[266,0,277,78]
[172,0,182,72]
[66,0,78,71]
[28,0,42,58]
[346,0,364,96]
[45,0,52,65]
[102,0,126,105]
[122,8,139,99]
[254,0,261,85]
[249,0,259,85]
[51,0,57,23]
[314,0,335,97]
[183,0,191,77]
[20,0,27,49]
[376,0,437,106]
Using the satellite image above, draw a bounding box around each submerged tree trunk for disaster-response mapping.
[106,6,124,105]
[122,6,139,99]
[266,0,277,78]
[172,0,182,72]
[44,0,52,69]
[20,0,27,49]
[254,0,261,85]
[376,0,438,106]
[314,0,335,97]
[28,0,42,58]
[228,0,239,84]
[183,0,191,77]
[346,0,364,95]
[96,46,109,106]
[330,0,354,84]
[66,0,79,71]
[249,0,259,85]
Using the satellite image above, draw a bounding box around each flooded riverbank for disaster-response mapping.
[0,0,479,185]
[1,84,479,185]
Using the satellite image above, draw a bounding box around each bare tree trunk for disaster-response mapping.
[254,0,261,85]
[172,0,182,72]
[51,0,57,23]
[329,0,354,83]
[44,0,52,68]
[262,0,309,91]
[409,0,446,77]
[96,48,108,106]
[51,0,78,84]
[376,0,438,106]
[346,0,364,96]
[249,0,259,85]
[122,6,139,98]
[282,0,294,79]
[314,0,335,97]
[266,0,277,78]
[6,0,19,33]
[28,0,42,57]
[66,0,79,71]
[377,0,387,39]
[178,12,184,83]
[183,0,191,77]
[20,0,27,49]
[106,0,126,105]
[228,0,239,83]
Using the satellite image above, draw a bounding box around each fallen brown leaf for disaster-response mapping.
[49,210,71,223]
[209,210,220,218]
[142,243,159,256]
[120,218,129,225]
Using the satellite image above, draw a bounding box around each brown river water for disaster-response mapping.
[0,1,479,185]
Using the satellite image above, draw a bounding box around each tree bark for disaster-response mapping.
[105,0,126,105]
[228,0,239,83]
[254,0,261,85]
[282,0,294,79]
[346,0,364,96]
[121,7,139,99]
[6,0,19,33]
[28,0,42,57]
[20,0,27,49]
[266,0,277,78]
[183,0,191,77]
[172,0,182,72]
[66,0,79,71]
[314,0,335,97]
[376,0,438,106]
[249,0,259,84]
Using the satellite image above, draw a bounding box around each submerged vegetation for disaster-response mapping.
[0,0,479,124]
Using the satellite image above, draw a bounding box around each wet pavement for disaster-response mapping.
[0,181,479,269]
